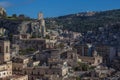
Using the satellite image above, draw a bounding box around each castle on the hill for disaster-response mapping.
[19,12,46,38]
[31,12,46,38]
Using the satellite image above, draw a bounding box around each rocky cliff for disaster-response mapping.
[0,19,22,35]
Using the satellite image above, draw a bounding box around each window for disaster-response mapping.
[3,73,5,75]
[24,71,27,74]
[98,60,100,63]
[45,72,48,74]
[53,72,55,74]
[31,72,34,75]
[38,72,40,75]
[31,77,33,80]
[6,46,9,53]
[9,72,11,74]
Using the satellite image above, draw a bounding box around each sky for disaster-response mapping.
[0,0,120,18]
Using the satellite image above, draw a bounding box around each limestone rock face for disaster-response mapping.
[0,20,44,37]
[0,12,46,38]
[18,21,43,37]
[18,21,32,34]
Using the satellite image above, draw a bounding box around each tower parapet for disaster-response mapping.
[38,12,43,20]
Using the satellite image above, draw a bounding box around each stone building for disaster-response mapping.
[8,75,28,80]
[22,65,68,80]
[75,44,103,66]
[12,56,29,75]
[12,34,46,51]
[11,48,78,80]
[19,38,46,51]
[12,34,31,44]
[0,38,28,80]
[78,52,103,66]
[0,39,10,63]
[0,39,12,79]
[75,44,116,64]
[75,44,93,56]
[46,39,57,49]
[34,48,78,67]
[12,55,69,80]
[95,45,116,63]
[0,61,12,79]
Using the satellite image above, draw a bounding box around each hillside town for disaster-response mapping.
[0,7,120,80]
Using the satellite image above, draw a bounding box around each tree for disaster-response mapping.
[76,77,81,80]
[12,14,17,18]
[45,35,50,39]
[79,62,89,71]
[58,43,65,49]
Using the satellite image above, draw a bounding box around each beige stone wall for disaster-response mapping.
[10,75,28,80]
[0,40,10,62]
[12,63,27,75]
[93,56,103,66]
[79,56,95,64]
[22,67,64,80]
[0,62,12,78]
[62,68,68,76]
[0,39,12,79]
[12,57,29,74]
[0,56,4,63]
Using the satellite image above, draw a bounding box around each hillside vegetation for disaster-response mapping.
[45,9,120,32]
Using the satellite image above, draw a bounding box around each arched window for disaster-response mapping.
[38,72,40,75]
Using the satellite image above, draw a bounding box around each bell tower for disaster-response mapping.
[0,39,10,63]
[38,12,43,20]
[38,12,46,37]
